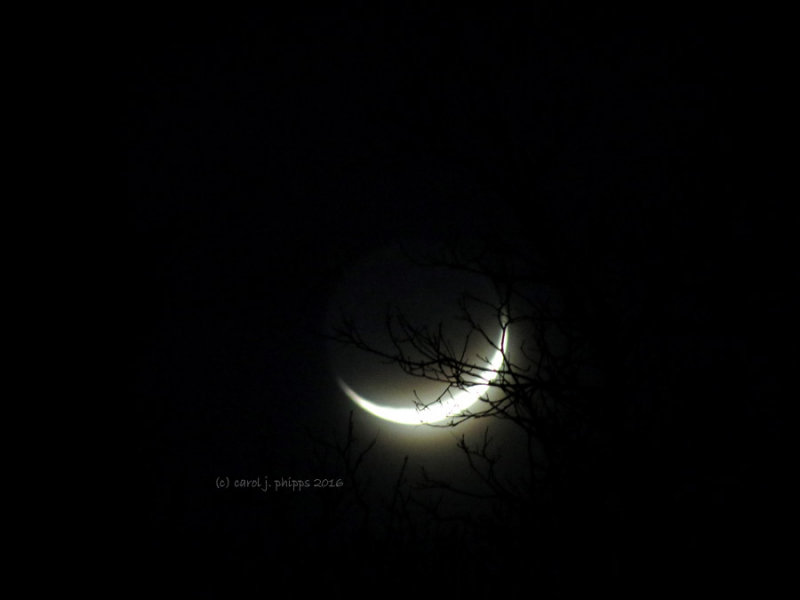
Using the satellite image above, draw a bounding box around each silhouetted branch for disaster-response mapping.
[326,240,608,549]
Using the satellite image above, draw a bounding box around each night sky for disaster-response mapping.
[129,8,788,597]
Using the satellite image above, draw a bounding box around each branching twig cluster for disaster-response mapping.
[321,242,607,542]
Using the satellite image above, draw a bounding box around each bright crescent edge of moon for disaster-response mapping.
[337,320,508,425]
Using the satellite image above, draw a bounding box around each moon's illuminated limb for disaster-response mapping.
[338,322,508,425]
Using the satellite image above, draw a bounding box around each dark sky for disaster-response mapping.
[129,8,788,596]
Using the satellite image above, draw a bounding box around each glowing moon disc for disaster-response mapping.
[338,322,507,425]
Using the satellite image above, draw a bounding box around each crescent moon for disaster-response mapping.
[337,320,508,425]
